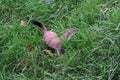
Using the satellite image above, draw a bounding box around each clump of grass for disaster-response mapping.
[0,0,120,79]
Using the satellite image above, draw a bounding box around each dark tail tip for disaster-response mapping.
[31,20,43,27]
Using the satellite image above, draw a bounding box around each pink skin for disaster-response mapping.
[44,31,61,48]
[61,28,78,40]
[31,20,77,56]
[44,31,62,56]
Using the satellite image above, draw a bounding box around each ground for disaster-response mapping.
[0,0,120,80]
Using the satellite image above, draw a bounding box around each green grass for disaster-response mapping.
[0,0,120,80]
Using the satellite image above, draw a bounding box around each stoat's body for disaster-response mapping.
[31,20,77,56]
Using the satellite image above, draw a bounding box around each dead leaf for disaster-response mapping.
[20,20,25,26]
[26,44,33,50]
[43,50,53,57]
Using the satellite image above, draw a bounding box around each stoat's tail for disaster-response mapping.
[31,20,47,33]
